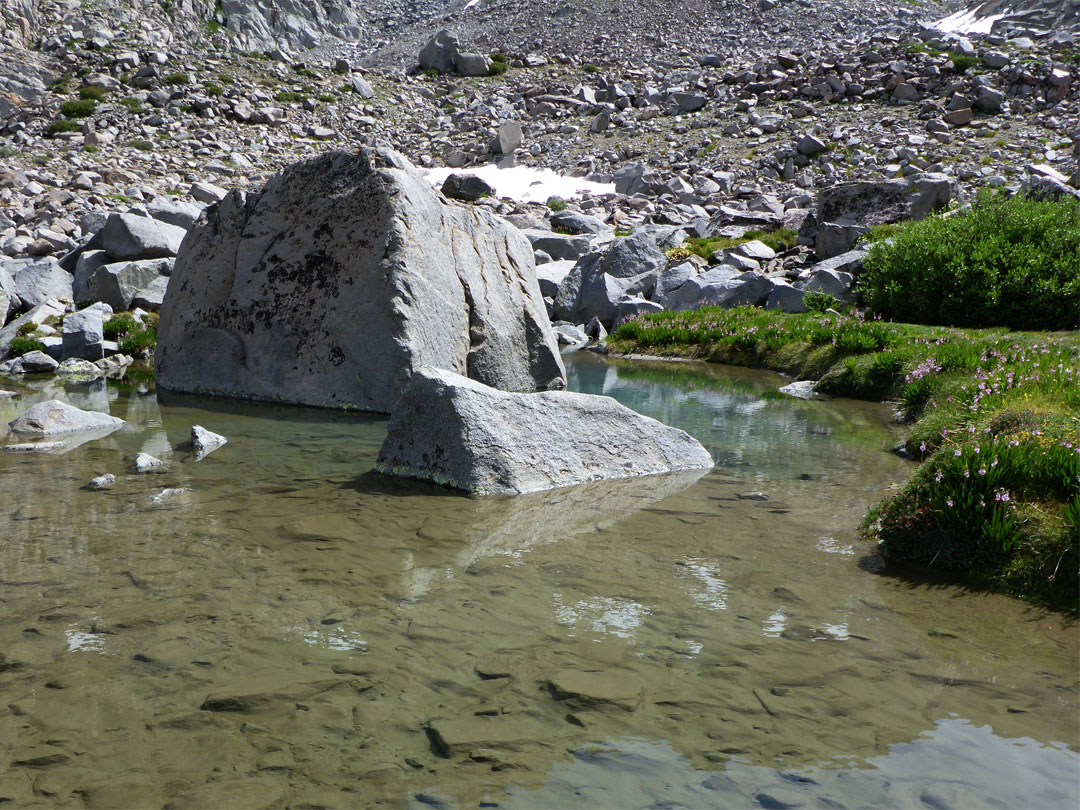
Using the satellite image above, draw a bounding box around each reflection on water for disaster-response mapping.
[0,356,1076,809]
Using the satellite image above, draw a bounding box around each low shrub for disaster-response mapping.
[118,327,157,357]
[665,247,692,263]
[204,82,223,97]
[59,98,97,118]
[547,198,568,212]
[949,52,981,73]
[858,193,1080,330]
[274,90,305,103]
[78,85,107,101]
[46,119,82,136]
[162,72,190,86]
[125,139,154,151]
[803,290,837,313]
[488,60,509,76]
[119,96,143,112]
[7,336,46,357]
[103,315,139,340]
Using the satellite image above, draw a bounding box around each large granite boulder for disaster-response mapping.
[156,149,565,411]
[376,367,714,495]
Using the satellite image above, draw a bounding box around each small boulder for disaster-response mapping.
[8,399,124,435]
[130,452,167,473]
[191,425,227,457]
[101,213,187,261]
[376,367,713,495]
[88,473,116,490]
[441,173,495,202]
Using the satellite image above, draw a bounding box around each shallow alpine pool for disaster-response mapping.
[0,354,1076,809]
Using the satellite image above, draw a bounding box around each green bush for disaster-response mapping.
[274,90,305,103]
[46,119,82,135]
[204,82,223,97]
[103,315,139,340]
[162,72,189,86]
[803,290,837,313]
[119,96,143,112]
[125,139,154,152]
[859,194,1080,330]
[7,336,46,357]
[118,327,157,357]
[59,98,97,118]
[949,52,981,73]
[488,60,509,76]
[78,85,107,101]
[547,198,568,212]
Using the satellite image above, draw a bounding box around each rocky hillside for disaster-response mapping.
[0,0,1077,370]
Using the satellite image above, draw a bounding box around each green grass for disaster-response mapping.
[274,90,305,103]
[119,96,143,112]
[547,198,568,212]
[204,82,223,97]
[162,72,189,86]
[125,139,154,152]
[6,336,46,357]
[859,194,1080,331]
[610,306,1080,609]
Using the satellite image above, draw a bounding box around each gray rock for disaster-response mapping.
[7,399,124,435]
[673,92,707,112]
[55,357,104,379]
[191,424,227,457]
[190,181,227,204]
[975,86,1005,112]
[616,296,663,322]
[73,249,110,303]
[349,74,375,99]
[101,213,187,261]
[497,121,522,154]
[600,231,666,279]
[0,350,59,374]
[536,259,574,299]
[156,149,564,412]
[146,197,204,231]
[454,51,492,77]
[778,380,818,399]
[0,298,66,357]
[802,268,854,301]
[764,281,807,313]
[815,174,960,259]
[441,173,495,202]
[523,229,593,262]
[549,210,608,235]
[375,366,713,495]
[12,259,72,309]
[88,473,116,489]
[797,134,828,156]
[61,302,112,361]
[662,266,772,311]
[419,29,458,74]
[131,275,170,311]
[89,258,172,311]
[130,452,167,473]
[652,261,698,302]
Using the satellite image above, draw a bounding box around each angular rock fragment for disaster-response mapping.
[376,367,713,495]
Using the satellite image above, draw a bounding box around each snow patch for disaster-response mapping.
[423,164,615,203]
[464,0,482,10]
[934,7,1006,34]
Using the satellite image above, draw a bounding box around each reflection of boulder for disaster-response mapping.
[456,469,708,568]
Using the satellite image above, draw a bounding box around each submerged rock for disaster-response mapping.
[156,149,564,411]
[130,452,167,473]
[7,399,125,435]
[376,366,713,495]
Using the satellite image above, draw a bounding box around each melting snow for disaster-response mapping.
[423,164,615,203]
[934,8,1007,34]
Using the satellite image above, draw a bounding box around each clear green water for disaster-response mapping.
[1,354,1076,809]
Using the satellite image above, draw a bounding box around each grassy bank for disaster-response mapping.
[609,307,1080,610]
